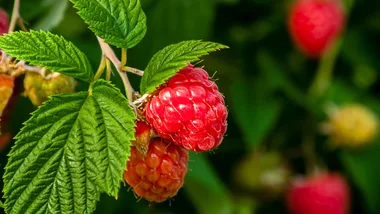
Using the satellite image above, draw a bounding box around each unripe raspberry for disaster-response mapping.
[0,8,9,35]
[145,64,228,152]
[324,104,378,148]
[0,74,14,117]
[23,72,76,106]
[234,152,290,200]
[288,0,345,57]
[124,138,189,202]
[287,173,350,214]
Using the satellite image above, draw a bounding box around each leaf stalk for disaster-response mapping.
[9,0,21,33]
[96,37,134,101]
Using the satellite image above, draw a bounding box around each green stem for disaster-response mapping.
[96,37,135,101]
[93,56,107,81]
[308,0,356,98]
[123,66,144,76]
[308,39,342,98]
[121,48,127,67]
[106,59,111,81]
[119,72,134,101]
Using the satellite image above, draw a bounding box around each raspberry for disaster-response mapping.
[288,0,345,57]
[323,104,378,148]
[0,74,14,117]
[23,72,77,106]
[287,173,350,214]
[234,152,290,199]
[124,138,189,203]
[0,8,9,35]
[145,64,228,152]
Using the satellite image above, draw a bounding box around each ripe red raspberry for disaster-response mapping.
[145,64,227,152]
[124,138,189,202]
[0,8,9,35]
[287,173,350,214]
[288,0,345,57]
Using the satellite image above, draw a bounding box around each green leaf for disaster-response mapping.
[341,30,379,69]
[185,153,234,214]
[341,139,380,214]
[229,78,281,148]
[71,0,147,49]
[0,30,93,82]
[3,80,135,214]
[324,80,360,105]
[33,0,70,31]
[0,200,3,208]
[88,81,136,196]
[140,40,228,94]
[216,0,239,4]
[256,51,310,110]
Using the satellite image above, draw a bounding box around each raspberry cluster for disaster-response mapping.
[124,64,228,202]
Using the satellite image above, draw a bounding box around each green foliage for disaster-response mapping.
[2,0,380,213]
[324,81,380,214]
[3,80,136,214]
[134,0,215,64]
[256,51,311,110]
[230,78,281,148]
[140,40,228,94]
[70,0,147,49]
[185,153,233,214]
[341,142,380,214]
[0,30,93,82]
[88,81,136,196]
[33,0,69,30]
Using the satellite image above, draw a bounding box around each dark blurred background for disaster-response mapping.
[1,0,380,213]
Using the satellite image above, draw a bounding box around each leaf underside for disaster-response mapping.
[140,40,228,94]
[3,80,136,214]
